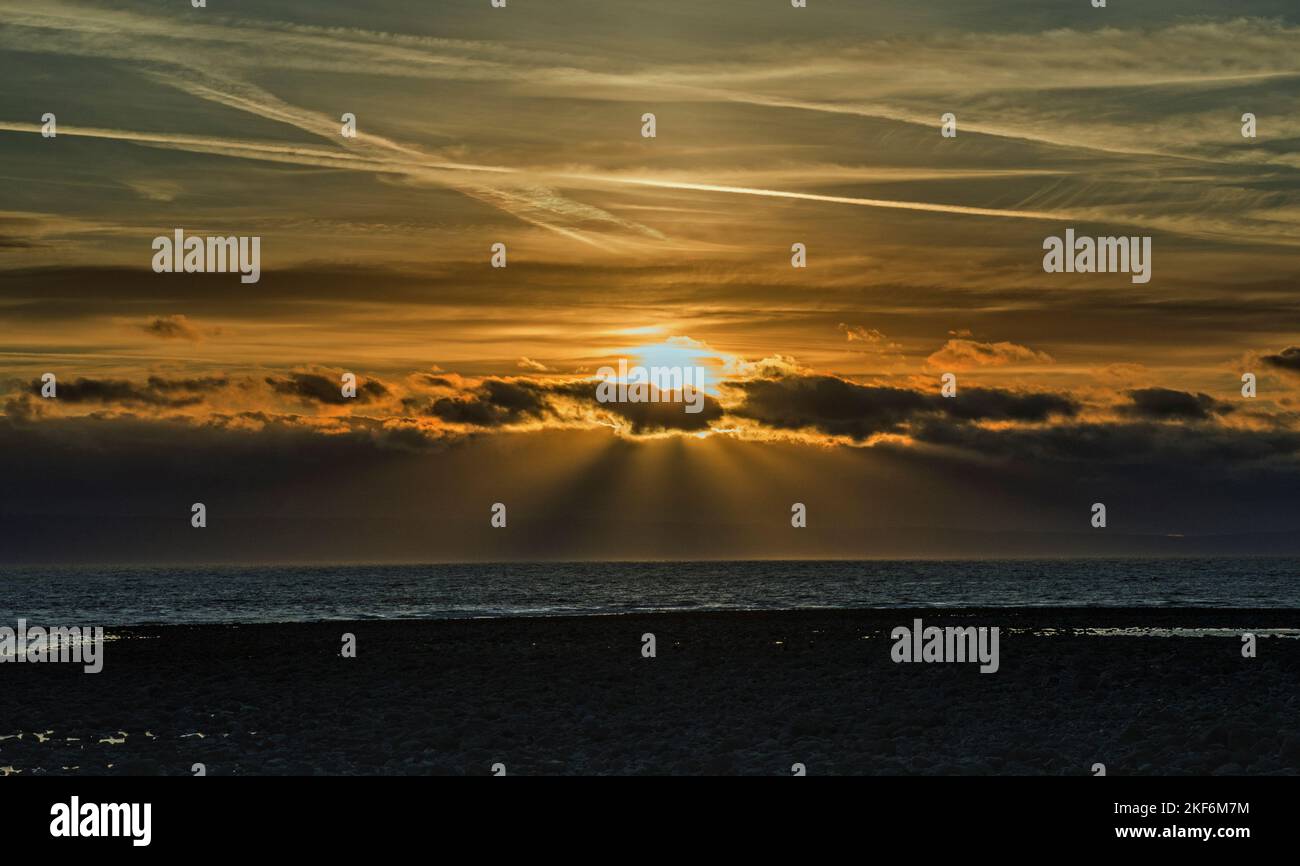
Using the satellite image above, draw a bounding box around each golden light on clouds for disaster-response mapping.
[0,0,1298,561]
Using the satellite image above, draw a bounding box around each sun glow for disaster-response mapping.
[624,337,730,395]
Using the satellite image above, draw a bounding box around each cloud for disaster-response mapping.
[26,375,231,407]
[416,375,724,435]
[265,372,390,405]
[726,355,807,379]
[942,387,1077,423]
[139,314,204,342]
[2,356,1297,545]
[600,391,725,434]
[517,357,553,372]
[910,418,1300,478]
[426,379,551,427]
[1261,346,1300,373]
[1122,388,1233,421]
[926,339,1054,370]
[30,362,1292,455]
[838,323,905,366]
[839,324,891,345]
[3,4,1299,256]
[727,374,1076,441]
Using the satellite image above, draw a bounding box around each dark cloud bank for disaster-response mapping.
[1,368,1298,562]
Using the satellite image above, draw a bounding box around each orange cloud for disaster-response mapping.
[926,339,1054,371]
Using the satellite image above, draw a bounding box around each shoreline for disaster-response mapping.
[11,604,1300,631]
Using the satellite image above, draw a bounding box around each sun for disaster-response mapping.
[625,337,729,395]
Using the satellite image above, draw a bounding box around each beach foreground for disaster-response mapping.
[3,609,1297,776]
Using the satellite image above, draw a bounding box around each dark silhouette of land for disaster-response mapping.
[4,608,1297,776]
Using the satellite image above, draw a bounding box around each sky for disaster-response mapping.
[0,0,1298,562]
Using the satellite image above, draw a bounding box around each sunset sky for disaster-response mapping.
[1,0,1298,562]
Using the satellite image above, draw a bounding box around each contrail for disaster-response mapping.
[560,174,1071,221]
[0,120,1068,223]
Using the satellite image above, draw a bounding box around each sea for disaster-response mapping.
[1,557,1297,626]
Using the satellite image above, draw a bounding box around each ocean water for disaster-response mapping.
[0,558,1297,626]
